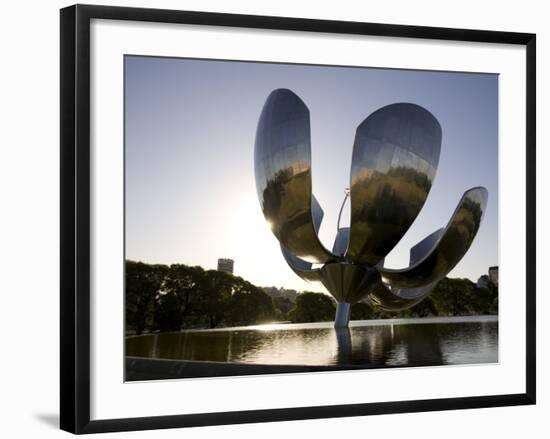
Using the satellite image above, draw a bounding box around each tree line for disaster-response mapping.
[289,278,498,323]
[126,261,274,334]
[126,260,498,334]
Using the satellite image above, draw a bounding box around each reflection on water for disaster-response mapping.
[126,316,498,367]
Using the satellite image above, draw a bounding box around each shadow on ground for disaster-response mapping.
[34,413,58,429]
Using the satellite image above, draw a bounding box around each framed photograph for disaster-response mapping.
[60,4,536,434]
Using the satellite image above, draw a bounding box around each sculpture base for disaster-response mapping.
[334,302,351,328]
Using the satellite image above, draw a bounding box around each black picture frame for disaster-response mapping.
[60,4,536,434]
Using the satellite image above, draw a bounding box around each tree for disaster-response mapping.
[429,277,498,316]
[153,290,184,332]
[290,292,336,323]
[154,264,204,331]
[273,296,294,321]
[350,302,376,320]
[126,259,499,333]
[195,270,234,328]
[227,279,275,326]
[400,296,438,318]
[125,261,167,335]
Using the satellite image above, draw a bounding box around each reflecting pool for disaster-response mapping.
[126,315,498,368]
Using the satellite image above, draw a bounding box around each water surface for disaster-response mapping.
[126,315,498,367]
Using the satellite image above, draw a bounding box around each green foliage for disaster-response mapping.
[287,278,498,323]
[126,261,167,335]
[197,270,235,328]
[290,292,336,323]
[227,280,275,326]
[355,278,498,320]
[350,302,376,320]
[155,264,204,331]
[272,296,294,321]
[429,277,498,316]
[126,260,498,332]
[125,260,274,333]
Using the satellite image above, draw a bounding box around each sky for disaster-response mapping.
[125,55,498,292]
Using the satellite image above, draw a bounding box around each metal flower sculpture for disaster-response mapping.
[254,89,488,327]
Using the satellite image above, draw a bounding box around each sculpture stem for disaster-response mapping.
[335,327,352,361]
[334,302,351,328]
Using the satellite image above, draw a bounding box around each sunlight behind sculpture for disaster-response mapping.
[254,88,488,328]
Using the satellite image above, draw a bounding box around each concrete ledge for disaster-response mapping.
[125,356,374,381]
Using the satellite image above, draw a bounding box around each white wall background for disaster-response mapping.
[0,0,546,437]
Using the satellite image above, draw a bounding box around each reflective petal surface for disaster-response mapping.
[367,229,444,311]
[281,245,321,282]
[254,89,335,263]
[347,103,442,265]
[280,195,324,283]
[389,228,444,300]
[254,90,488,316]
[366,280,427,312]
[378,187,488,288]
[318,263,379,303]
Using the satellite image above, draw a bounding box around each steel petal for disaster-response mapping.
[347,103,442,265]
[378,187,488,288]
[280,194,324,282]
[254,89,335,263]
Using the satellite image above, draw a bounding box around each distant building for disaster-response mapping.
[477,275,491,289]
[217,258,234,274]
[263,287,298,303]
[477,266,498,288]
[489,266,498,287]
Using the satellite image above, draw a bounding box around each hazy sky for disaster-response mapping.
[125,55,498,291]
